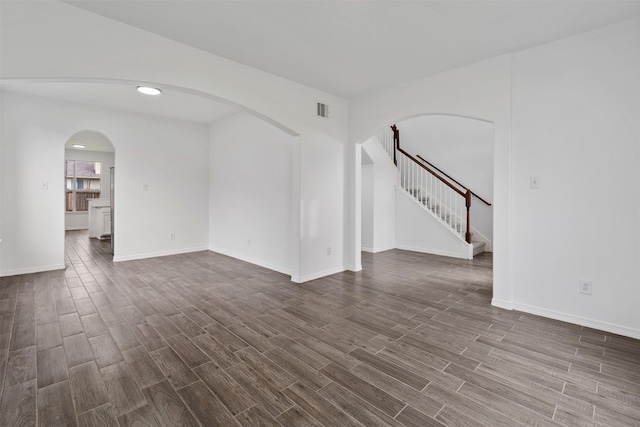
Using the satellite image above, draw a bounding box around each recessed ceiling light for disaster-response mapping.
[137,86,161,96]
[72,144,86,149]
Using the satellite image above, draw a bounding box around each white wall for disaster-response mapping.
[361,138,396,253]
[397,115,494,247]
[350,17,640,338]
[0,91,210,276]
[395,188,471,259]
[361,161,374,251]
[510,18,640,336]
[209,112,295,276]
[1,1,349,282]
[398,116,493,199]
[65,149,115,231]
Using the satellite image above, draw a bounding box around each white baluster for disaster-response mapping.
[447,189,450,227]
[403,154,407,191]
[411,162,418,198]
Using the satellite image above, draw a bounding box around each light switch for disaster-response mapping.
[142,183,148,191]
[530,176,540,189]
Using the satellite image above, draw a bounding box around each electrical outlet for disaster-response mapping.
[580,280,592,295]
[326,246,332,255]
[170,233,176,240]
[40,181,49,190]
[247,238,251,246]
[142,183,148,191]
[530,176,540,189]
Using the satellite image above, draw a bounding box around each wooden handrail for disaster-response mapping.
[392,124,472,243]
[398,148,466,198]
[416,155,492,206]
[392,125,465,197]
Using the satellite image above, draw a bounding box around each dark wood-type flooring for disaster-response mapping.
[1,231,639,426]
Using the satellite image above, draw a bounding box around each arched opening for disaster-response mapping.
[357,113,494,265]
[0,78,303,279]
[64,130,116,259]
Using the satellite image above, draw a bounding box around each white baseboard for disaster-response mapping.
[1,263,66,277]
[113,246,209,262]
[491,298,514,310]
[493,299,640,340]
[362,245,395,254]
[208,246,292,277]
[346,264,362,272]
[395,244,468,260]
[65,226,89,231]
[291,265,346,284]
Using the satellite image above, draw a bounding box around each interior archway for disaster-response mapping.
[64,130,116,258]
[0,78,304,279]
[355,113,495,279]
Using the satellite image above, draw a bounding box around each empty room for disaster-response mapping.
[1,1,640,426]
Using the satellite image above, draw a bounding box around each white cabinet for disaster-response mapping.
[88,199,111,239]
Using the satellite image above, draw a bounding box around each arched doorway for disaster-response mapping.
[0,78,302,279]
[358,114,494,259]
[64,131,115,259]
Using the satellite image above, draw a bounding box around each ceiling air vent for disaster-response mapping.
[316,102,329,118]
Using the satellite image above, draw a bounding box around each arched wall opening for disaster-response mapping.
[394,114,494,250]
[352,112,496,292]
[64,131,115,242]
[345,53,513,316]
[0,78,305,279]
[1,1,351,282]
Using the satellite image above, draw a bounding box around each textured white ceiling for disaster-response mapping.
[65,1,640,98]
[1,81,242,125]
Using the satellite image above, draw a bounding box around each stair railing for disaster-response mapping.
[376,124,396,164]
[416,155,491,207]
[387,125,472,243]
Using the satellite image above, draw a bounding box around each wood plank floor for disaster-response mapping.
[1,231,639,426]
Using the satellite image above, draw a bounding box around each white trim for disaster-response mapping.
[113,246,209,262]
[291,265,346,284]
[512,302,640,340]
[1,263,65,277]
[361,244,395,254]
[395,244,469,260]
[491,298,514,310]
[65,226,89,231]
[208,246,292,277]
[346,264,362,272]
[492,299,640,340]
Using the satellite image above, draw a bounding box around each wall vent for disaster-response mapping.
[316,102,329,118]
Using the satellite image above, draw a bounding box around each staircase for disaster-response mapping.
[376,125,488,258]
[408,186,485,257]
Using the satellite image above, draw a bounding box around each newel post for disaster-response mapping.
[391,125,399,166]
[465,190,472,243]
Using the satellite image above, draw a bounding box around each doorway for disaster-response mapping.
[64,131,115,258]
[359,115,494,258]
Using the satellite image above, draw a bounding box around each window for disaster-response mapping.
[65,160,101,212]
